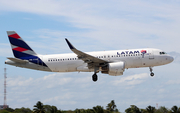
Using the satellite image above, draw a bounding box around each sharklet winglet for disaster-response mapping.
[65,38,76,50]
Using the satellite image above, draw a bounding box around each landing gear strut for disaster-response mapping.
[92,67,99,82]
[149,67,154,77]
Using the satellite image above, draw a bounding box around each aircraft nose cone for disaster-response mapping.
[169,56,174,62]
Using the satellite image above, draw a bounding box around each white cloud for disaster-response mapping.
[0,0,180,52]
[0,43,13,57]
[8,76,33,87]
[113,73,149,86]
[166,79,180,85]
[0,0,179,56]
[0,0,180,111]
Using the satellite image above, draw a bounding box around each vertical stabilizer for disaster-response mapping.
[7,31,37,58]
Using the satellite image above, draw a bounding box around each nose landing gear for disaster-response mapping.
[149,67,154,77]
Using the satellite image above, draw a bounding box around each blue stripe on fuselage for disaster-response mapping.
[20,56,48,67]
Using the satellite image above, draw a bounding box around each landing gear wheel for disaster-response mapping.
[150,72,154,77]
[149,67,154,77]
[92,74,98,82]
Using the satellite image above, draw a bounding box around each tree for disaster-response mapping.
[156,106,169,113]
[106,100,118,112]
[50,106,58,113]
[0,109,11,113]
[140,109,147,113]
[13,107,32,113]
[4,108,14,112]
[171,106,180,113]
[33,101,45,113]
[74,109,87,113]
[146,106,155,113]
[125,105,141,113]
[44,105,52,113]
[93,105,104,113]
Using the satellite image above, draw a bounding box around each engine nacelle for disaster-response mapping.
[102,62,125,76]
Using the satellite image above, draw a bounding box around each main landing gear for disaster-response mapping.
[149,67,154,77]
[92,73,98,82]
[92,67,99,82]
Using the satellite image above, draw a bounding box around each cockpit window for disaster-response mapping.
[160,52,166,55]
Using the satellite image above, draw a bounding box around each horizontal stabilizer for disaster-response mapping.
[7,57,29,63]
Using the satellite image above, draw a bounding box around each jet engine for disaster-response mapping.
[101,61,125,76]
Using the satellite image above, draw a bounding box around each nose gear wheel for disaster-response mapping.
[149,67,154,77]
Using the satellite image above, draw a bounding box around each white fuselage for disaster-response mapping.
[33,48,173,72]
[5,48,174,75]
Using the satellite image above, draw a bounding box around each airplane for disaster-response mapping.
[5,31,174,82]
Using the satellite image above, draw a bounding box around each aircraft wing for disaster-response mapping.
[65,39,108,67]
[7,57,29,63]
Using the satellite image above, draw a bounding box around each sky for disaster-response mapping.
[0,0,180,112]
